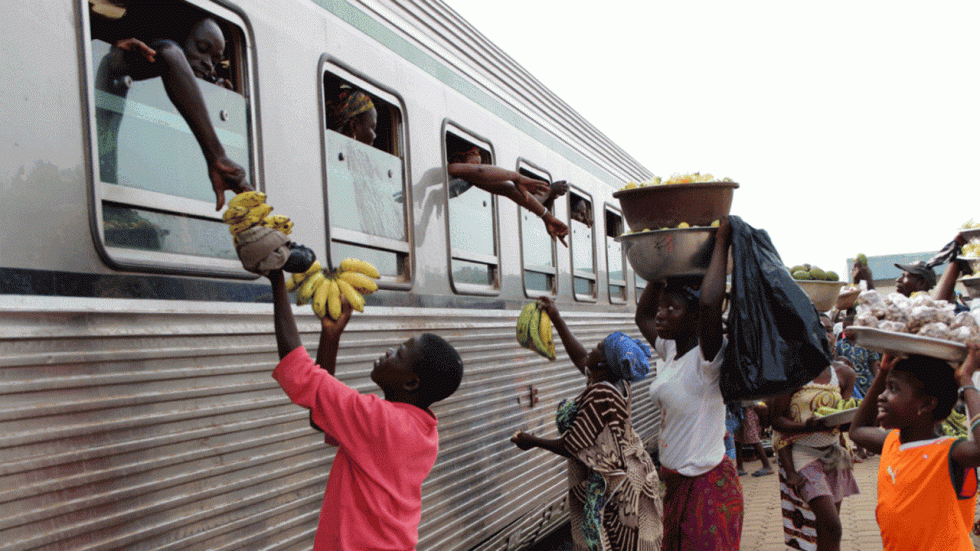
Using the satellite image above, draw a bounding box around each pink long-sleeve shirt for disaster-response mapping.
[273,347,439,550]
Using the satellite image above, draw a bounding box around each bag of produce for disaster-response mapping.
[721,216,832,400]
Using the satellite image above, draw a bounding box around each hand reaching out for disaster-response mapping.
[510,431,535,451]
[516,176,551,198]
[209,155,251,210]
[114,38,156,62]
[543,213,569,247]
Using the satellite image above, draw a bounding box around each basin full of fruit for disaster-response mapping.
[790,264,845,311]
[613,174,738,233]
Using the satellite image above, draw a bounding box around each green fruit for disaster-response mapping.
[856,253,868,266]
[825,271,840,282]
[792,270,811,280]
[809,267,826,280]
[516,303,535,348]
[790,265,806,273]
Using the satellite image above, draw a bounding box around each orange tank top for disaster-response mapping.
[876,430,977,551]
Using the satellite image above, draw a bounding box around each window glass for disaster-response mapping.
[323,73,408,280]
[520,166,556,294]
[88,2,252,274]
[606,208,627,302]
[446,132,498,292]
[570,191,596,300]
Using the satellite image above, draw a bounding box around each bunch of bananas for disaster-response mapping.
[222,191,294,239]
[285,258,380,320]
[815,397,860,417]
[516,302,555,361]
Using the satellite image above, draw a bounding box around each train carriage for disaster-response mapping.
[0,0,660,549]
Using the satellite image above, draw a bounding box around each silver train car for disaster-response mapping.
[0,0,661,549]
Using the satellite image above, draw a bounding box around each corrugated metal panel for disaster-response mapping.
[0,305,654,551]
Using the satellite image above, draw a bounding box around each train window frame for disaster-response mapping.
[320,61,412,289]
[568,188,597,303]
[604,204,628,304]
[442,124,501,296]
[82,0,259,279]
[635,274,647,304]
[516,159,557,298]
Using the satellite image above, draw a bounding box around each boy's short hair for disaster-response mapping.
[892,354,959,420]
[413,333,463,406]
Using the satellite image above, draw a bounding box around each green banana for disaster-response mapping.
[516,303,535,348]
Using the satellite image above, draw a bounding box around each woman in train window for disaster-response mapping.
[634,217,743,551]
[446,145,570,246]
[92,1,250,210]
[511,296,663,551]
[326,85,378,146]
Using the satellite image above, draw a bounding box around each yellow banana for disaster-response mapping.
[260,214,293,235]
[228,191,266,209]
[285,272,305,292]
[339,270,378,294]
[296,271,325,305]
[312,275,330,319]
[245,203,273,223]
[228,218,256,236]
[326,277,342,320]
[336,278,365,312]
[222,205,249,223]
[537,308,556,361]
[340,258,380,279]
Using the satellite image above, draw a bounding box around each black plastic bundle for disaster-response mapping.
[722,216,832,401]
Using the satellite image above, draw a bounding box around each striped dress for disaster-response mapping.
[558,381,663,551]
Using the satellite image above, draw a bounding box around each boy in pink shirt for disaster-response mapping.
[267,269,463,550]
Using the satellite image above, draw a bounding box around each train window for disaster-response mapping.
[569,190,596,301]
[323,71,409,282]
[445,131,498,293]
[635,275,647,303]
[87,0,254,276]
[518,164,556,295]
[605,207,627,303]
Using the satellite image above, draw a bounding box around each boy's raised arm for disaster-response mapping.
[315,300,353,376]
[951,344,980,468]
[849,353,894,454]
[270,269,303,360]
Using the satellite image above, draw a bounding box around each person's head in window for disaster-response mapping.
[449,146,482,165]
[328,86,377,146]
[183,17,226,85]
[571,199,593,227]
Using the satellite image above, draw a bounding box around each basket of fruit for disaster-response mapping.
[613,173,738,233]
[790,264,845,311]
[617,226,729,281]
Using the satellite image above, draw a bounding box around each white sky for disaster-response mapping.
[445,0,980,276]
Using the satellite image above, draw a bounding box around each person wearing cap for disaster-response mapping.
[894,260,937,297]
[511,296,662,551]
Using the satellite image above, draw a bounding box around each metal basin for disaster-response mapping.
[617,228,722,281]
[613,181,739,233]
[795,280,847,312]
